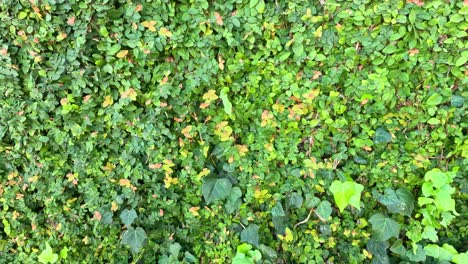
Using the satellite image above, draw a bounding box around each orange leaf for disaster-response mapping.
[120,88,137,100]
[408,48,419,56]
[67,16,75,25]
[407,0,424,6]
[214,12,223,25]
[149,163,162,169]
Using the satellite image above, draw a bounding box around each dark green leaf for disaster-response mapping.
[202,178,232,204]
[121,227,147,254]
[369,214,400,241]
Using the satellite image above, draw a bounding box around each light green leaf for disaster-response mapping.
[202,177,232,204]
[38,243,59,264]
[426,93,443,106]
[329,180,364,212]
[121,227,147,254]
[256,0,266,14]
[369,214,400,241]
[219,88,232,115]
[424,244,457,261]
[453,252,468,264]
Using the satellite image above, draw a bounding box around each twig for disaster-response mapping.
[294,208,314,228]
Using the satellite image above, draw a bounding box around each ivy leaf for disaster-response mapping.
[424,244,457,262]
[225,187,242,214]
[373,188,414,216]
[202,177,232,204]
[120,209,137,228]
[329,180,364,212]
[373,127,392,144]
[406,244,426,262]
[121,227,147,254]
[369,214,400,241]
[38,243,59,264]
[453,252,468,264]
[395,188,415,216]
[241,224,260,246]
[315,200,332,221]
[271,202,287,234]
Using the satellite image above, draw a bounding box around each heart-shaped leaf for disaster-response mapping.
[202,177,232,204]
[122,227,147,254]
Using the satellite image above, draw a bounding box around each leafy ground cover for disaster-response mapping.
[0,0,467,263]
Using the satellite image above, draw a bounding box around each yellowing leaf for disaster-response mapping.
[111,202,119,211]
[141,20,156,32]
[215,121,233,141]
[164,175,178,188]
[116,50,129,58]
[197,168,210,181]
[235,144,249,156]
[202,90,218,102]
[189,207,200,216]
[120,88,137,100]
[159,27,173,37]
[181,125,193,138]
[102,96,113,107]
[119,179,132,188]
[278,227,294,242]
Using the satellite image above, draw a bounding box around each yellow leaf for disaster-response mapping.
[197,168,210,181]
[141,20,156,32]
[111,202,118,212]
[202,90,218,102]
[159,27,173,37]
[120,88,137,100]
[102,96,113,107]
[116,49,128,58]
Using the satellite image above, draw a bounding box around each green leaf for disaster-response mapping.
[450,95,464,108]
[256,0,266,14]
[426,93,443,106]
[373,188,414,216]
[120,209,137,228]
[329,180,364,212]
[453,252,468,264]
[315,200,332,221]
[249,0,259,8]
[271,202,287,233]
[369,214,400,241]
[455,56,467,67]
[390,240,407,257]
[373,127,392,144]
[225,187,242,214]
[38,243,59,264]
[202,178,232,204]
[241,224,260,246]
[121,227,147,254]
[424,244,457,261]
[220,88,232,115]
[406,244,426,262]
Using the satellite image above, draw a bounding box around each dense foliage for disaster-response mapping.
[0,0,467,263]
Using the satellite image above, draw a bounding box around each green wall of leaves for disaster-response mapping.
[0,0,467,263]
